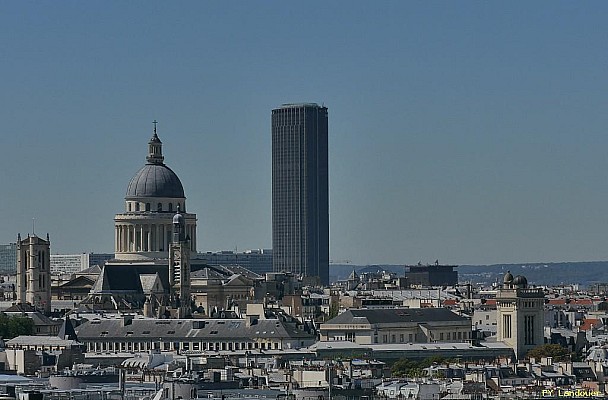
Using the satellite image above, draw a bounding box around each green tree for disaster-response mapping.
[526,344,571,362]
[327,303,339,320]
[0,314,34,339]
[391,356,448,377]
[406,367,426,378]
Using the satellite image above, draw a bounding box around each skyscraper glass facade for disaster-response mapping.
[272,103,329,285]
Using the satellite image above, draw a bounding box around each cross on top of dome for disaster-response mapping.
[147,120,164,164]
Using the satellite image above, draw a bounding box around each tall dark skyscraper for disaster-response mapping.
[272,103,329,285]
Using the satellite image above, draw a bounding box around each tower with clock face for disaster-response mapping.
[168,207,191,318]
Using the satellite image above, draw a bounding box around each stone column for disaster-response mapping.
[159,224,164,250]
[147,225,152,252]
[158,224,163,250]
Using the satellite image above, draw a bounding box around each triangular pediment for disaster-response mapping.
[224,274,252,286]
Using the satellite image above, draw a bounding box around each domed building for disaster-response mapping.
[114,129,197,260]
[80,124,260,317]
[82,125,198,317]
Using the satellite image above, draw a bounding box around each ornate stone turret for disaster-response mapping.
[168,207,191,318]
[172,205,185,243]
[496,273,544,360]
[146,121,164,165]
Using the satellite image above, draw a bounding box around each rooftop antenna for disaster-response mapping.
[32,218,35,236]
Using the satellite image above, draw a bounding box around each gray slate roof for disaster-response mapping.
[91,264,170,293]
[6,335,80,347]
[190,265,262,282]
[76,318,315,341]
[126,163,185,199]
[324,308,469,325]
[3,308,60,327]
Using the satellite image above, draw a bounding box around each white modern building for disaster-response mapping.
[50,253,113,275]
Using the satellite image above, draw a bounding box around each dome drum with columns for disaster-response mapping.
[114,127,197,260]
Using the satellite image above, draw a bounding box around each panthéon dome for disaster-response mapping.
[125,131,185,199]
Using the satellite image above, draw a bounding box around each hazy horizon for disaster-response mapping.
[2,2,608,266]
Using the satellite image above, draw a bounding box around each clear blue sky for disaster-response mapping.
[1,1,608,265]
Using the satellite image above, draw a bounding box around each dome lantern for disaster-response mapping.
[125,123,185,200]
[146,120,165,165]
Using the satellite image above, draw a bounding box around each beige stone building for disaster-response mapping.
[319,308,472,345]
[190,265,261,315]
[83,125,200,315]
[4,336,84,375]
[497,272,545,360]
[75,316,316,355]
[16,233,51,315]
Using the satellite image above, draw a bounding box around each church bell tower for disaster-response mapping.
[16,233,51,315]
[168,207,191,318]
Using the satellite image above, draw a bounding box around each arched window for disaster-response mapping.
[135,203,140,211]
[169,203,173,212]
[145,203,151,211]
[157,203,162,212]
[127,203,131,212]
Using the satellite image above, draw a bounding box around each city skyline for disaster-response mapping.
[2,2,608,266]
